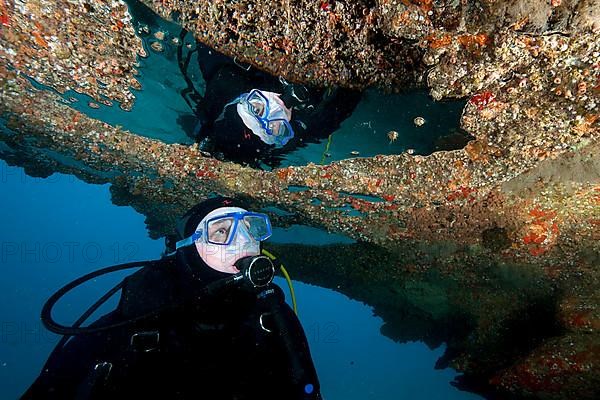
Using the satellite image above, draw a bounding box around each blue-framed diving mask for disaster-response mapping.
[176,211,272,249]
[238,89,295,147]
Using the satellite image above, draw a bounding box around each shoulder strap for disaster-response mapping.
[215,95,244,122]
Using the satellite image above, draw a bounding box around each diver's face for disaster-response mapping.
[194,207,260,274]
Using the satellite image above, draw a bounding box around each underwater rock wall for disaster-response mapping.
[0,1,599,399]
[137,0,599,89]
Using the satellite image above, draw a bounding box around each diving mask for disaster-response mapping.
[237,89,295,147]
[176,207,272,274]
[176,209,272,248]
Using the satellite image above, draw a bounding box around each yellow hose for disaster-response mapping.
[261,249,298,316]
[319,133,333,165]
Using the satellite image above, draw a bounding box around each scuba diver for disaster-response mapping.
[22,197,322,399]
[178,40,362,167]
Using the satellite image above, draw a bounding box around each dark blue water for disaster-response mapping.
[0,159,482,399]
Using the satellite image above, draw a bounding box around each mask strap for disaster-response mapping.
[215,95,245,122]
[175,230,203,250]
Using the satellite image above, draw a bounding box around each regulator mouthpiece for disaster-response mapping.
[234,255,275,288]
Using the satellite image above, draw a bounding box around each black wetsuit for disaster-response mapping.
[22,258,321,399]
[187,45,362,167]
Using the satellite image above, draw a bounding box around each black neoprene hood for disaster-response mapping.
[175,196,250,284]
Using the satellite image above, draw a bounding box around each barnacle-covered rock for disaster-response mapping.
[0,0,142,110]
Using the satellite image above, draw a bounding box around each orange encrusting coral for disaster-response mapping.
[521,207,560,256]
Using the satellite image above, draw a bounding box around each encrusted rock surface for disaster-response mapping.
[1,0,599,399]
[0,0,142,110]
[138,0,599,89]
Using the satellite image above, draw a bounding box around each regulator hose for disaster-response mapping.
[41,260,170,335]
[42,250,298,336]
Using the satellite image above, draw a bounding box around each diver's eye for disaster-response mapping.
[249,100,265,117]
[207,219,233,243]
[268,121,281,135]
[209,228,229,244]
